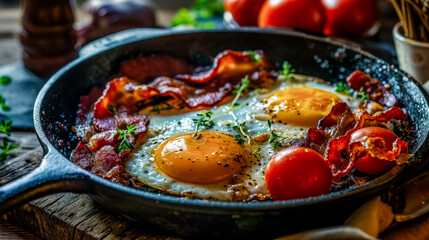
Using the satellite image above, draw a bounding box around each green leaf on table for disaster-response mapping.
[0,118,12,136]
[0,139,20,163]
[0,76,11,85]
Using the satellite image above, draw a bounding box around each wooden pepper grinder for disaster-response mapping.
[20,0,78,77]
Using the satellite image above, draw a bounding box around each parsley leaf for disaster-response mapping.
[117,125,136,152]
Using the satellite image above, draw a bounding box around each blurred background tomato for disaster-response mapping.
[224,0,265,26]
[257,0,326,33]
[321,0,378,37]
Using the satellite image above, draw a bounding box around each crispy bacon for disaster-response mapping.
[119,54,195,83]
[93,50,276,119]
[349,136,409,163]
[325,106,408,181]
[77,87,103,125]
[291,102,356,153]
[71,143,92,170]
[175,50,273,84]
[71,115,149,185]
[347,70,398,107]
[292,100,408,181]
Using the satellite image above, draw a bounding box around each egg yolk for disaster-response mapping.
[154,132,247,184]
[264,87,341,127]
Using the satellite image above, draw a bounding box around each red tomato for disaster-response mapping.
[321,0,378,37]
[224,0,266,26]
[265,147,332,201]
[348,127,407,175]
[258,0,326,33]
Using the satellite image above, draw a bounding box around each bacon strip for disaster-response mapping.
[347,70,398,107]
[175,50,273,84]
[291,102,355,154]
[119,54,195,83]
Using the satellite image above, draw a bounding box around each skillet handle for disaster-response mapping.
[0,150,93,214]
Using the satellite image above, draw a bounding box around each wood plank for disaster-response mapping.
[0,147,42,185]
[0,221,41,240]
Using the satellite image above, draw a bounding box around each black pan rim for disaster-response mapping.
[34,28,429,210]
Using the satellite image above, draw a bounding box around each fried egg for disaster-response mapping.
[125,75,360,201]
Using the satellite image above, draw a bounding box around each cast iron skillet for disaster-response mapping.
[1,29,429,239]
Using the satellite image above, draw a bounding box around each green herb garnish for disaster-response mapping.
[192,110,214,137]
[248,51,263,63]
[0,76,11,86]
[0,75,18,164]
[107,104,117,114]
[279,61,295,81]
[335,82,351,94]
[193,76,255,143]
[151,103,174,114]
[117,125,136,152]
[234,134,246,144]
[0,139,19,163]
[357,90,370,102]
[267,120,283,148]
[0,118,12,136]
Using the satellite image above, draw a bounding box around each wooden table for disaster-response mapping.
[1,2,429,240]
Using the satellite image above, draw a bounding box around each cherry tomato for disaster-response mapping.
[321,0,378,37]
[265,147,332,201]
[224,0,266,26]
[258,0,326,33]
[348,127,407,175]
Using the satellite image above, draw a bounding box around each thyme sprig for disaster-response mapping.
[117,125,136,152]
[279,61,295,81]
[192,76,254,143]
[267,120,283,148]
[357,90,370,102]
[335,82,351,95]
[335,82,370,102]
